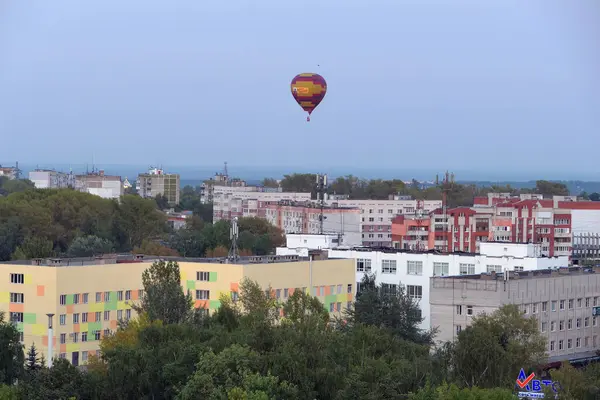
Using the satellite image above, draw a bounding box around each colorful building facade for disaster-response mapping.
[0,255,354,367]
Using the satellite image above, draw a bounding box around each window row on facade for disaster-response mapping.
[58,310,131,325]
[539,316,598,332]
[522,297,600,314]
[356,258,516,276]
[59,290,141,305]
[59,329,110,344]
[549,336,598,352]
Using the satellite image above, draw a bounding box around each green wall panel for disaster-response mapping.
[209,272,218,282]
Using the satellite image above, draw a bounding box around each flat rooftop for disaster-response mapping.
[331,245,563,259]
[433,266,600,282]
[0,252,331,268]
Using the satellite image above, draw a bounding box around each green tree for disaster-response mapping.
[260,178,279,188]
[116,194,167,250]
[346,274,434,345]
[280,173,316,194]
[0,217,22,261]
[25,343,42,371]
[12,235,54,260]
[451,304,546,388]
[66,235,114,257]
[0,311,24,385]
[134,260,194,324]
[535,180,569,196]
[154,193,170,210]
[409,382,516,400]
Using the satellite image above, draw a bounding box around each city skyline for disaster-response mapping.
[1,1,599,176]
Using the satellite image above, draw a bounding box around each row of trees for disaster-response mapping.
[1,261,599,399]
[265,173,573,207]
[0,187,283,261]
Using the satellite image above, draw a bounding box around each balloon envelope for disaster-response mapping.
[290,73,327,117]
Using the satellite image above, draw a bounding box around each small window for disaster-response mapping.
[10,273,24,284]
[104,311,110,321]
[96,292,102,302]
[10,293,24,304]
[73,313,79,324]
[467,306,473,316]
[60,314,66,325]
[73,294,80,304]
[117,291,123,301]
[82,293,89,304]
[60,333,66,344]
[126,309,131,320]
[125,290,131,300]
[347,284,352,293]
[104,292,111,302]
[82,313,88,323]
[456,305,462,315]
[197,271,210,281]
[59,295,67,305]
[82,332,88,342]
[196,290,210,300]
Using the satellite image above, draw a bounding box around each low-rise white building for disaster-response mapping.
[29,169,75,189]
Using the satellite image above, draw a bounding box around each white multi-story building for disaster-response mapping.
[76,171,123,200]
[29,170,75,189]
[137,167,180,206]
[323,243,569,329]
[325,199,442,247]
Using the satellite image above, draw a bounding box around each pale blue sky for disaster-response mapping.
[1,0,599,179]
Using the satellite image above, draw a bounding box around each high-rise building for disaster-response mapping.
[137,167,180,206]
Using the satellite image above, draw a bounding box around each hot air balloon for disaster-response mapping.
[290,73,327,121]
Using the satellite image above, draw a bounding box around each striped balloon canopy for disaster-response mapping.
[290,73,327,122]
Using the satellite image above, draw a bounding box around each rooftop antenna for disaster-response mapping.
[228,216,239,261]
[14,161,21,179]
[437,171,455,253]
[223,161,228,178]
[316,174,327,234]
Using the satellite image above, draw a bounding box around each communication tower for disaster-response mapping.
[228,216,239,261]
[315,174,328,234]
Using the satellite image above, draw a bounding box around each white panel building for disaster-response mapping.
[29,170,74,189]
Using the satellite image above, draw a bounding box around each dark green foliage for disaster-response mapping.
[0,311,24,385]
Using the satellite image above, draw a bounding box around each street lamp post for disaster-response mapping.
[46,313,55,368]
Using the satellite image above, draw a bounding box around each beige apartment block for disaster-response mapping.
[0,254,354,367]
[430,267,600,362]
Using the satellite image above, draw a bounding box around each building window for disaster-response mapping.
[550,321,556,331]
[73,294,79,304]
[459,263,475,275]
[455,325,462,335]
[382,260,397,274]
[433,262,449,276]
[514,266,524,272]
[576,318,581,329]
[82,313,88,323]
[467,305,474,316]
[104,292,110,302]
[568,319,573,330]
[82,351,88,363]
[486,265,501,273]
[197,271,210,281]
[60,314,66,325]
[552,301,557,311]
[94,330,101,340]
[9,312,23,323]
[576,337,581,348]
[550,341,555,351]
[568,299,573,309]
[96,292,102,302]
[585,337,589,347]
[104,329,110,337]
[329,303,334,312]
[82,293,89,304]
[104,311,110,321]
[542,302,548,312]
[126,309,131,320]
[585,317,590,327]
[356,259,372,272]
[586,297,591,307]
[71,333,79,343]
[567,339,572,349]
[10,273,24,284]
[577,298,582,308]
[196,290,210,300]
[82,332,88,342]
[541,322,547,332]
[125,290,131,300]
[559,320,564,331]
[559,300,565,310]
[275,289,281,299]
[95,312,101,322]
[59,353,66,359]
[117,310,123,320]
[73,313,79,324]
[60,295,66,305]
[456,305,462,315]
[407,285,422,299]
[10,293,24,303]
[532,303,538,314]
[407,261,423,275]
[60,333,66,344]
[117,291,123,301]
[347,284,352,293]
[558,340,564,350]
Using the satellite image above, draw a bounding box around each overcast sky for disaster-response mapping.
[1,0,599,179]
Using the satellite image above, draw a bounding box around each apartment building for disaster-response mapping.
[29,169,75,189]
[326,199,442,247]
[392,194,588,258]
[326,242,567,329]
[0,254,354,367]
[137,167,180,206]
[212,191,312,222]
[430,267,600,362]
[75,171,123,200]
[259,201,362,246]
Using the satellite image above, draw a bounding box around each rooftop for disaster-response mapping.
[0,253,329,268]
[433,266,599,282]
[332,246,480,257]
